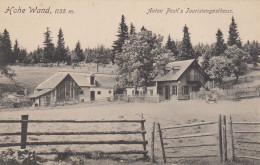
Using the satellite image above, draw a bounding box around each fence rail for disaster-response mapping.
[0,115,148,158]
[157,115,222,164]
[230,116,260,162]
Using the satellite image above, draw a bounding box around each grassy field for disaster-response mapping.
[0,98,259,164]
[3,64,118,92]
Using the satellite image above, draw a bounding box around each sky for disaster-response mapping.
[0,0,259,52]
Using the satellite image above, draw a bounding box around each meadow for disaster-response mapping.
[0,98,259,164]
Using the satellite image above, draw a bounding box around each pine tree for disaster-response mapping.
[112,15,128,64]
[12,40,20,63]
[165,34,178,58]
[55,28,67,65]
[2,29,12,64]
[141,26,147,31]
[227,16,242,48]
[43,27,55,63]
[243,40,260,67]
[215,29,227,56]
[180,25,194,60]
[74,41,84,62]
[130,23,136,35]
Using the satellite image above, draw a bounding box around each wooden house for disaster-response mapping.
[29,72,81,106]
[153,59,209,101]
[29,72,116,106]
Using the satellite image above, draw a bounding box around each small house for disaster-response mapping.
[153,59,209,101]
[29,72,117,106]
[29,72,81,106]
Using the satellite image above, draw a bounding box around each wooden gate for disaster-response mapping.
[156,115,224,163]
[229,116,260,163]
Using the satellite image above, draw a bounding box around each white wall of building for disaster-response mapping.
[90,87,114,101]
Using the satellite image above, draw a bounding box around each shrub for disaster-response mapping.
[0,148,42,165]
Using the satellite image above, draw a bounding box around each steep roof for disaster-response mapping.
[94,73,117,88]
[69,72,94,86]
[36,72,69,90]
[29,88,53,98]
[153,59,196,82]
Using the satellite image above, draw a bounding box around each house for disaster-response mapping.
[29,72,81,106]
[153,59,209,101]
[29,72,116,106]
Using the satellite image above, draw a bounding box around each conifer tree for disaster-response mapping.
[0,31,15,79]
[141,26,147,31]
[2,29,12,64]
[74,41,84,62]
[112,15,128,64]
[55,28,67,65]
[130,23,136,35]
[12,40,20,63]
[180,25,194,60]
[43,27,55,63]
[227,16,242,48]
[165,34,178,58]
[215,29,227,56]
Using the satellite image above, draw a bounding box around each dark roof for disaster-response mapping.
[153,59,196,82]
[95,73,117,88]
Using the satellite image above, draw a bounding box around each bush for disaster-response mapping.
[0,148,42,165]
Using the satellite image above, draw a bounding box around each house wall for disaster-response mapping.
[55,75,80,103]
[90,87,114,101]
[125,86,157,95]
[157,65,206,101]
[79,87,90,102]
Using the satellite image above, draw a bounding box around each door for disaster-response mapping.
[65,81,71,101]
[165,86,170,100]
[90,91,95,101]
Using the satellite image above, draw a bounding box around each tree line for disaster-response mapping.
[1,15,259,89]
[113,15,260,91]
[0,28,112,67]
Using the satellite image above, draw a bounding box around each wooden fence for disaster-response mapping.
[114,94,159,103]
[155,115,225,163]
[0,115,148,158]
[229,116,260,163]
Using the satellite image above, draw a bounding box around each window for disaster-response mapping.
[80,90,84,94]
[90,76,95,85]
[164,70,170,75]
[108,90,112,94]
[183,86,189,95]
[97,91,101,95]
[149,89,153,95]
[158,86,163,95]
[173,69,179,74]
[172,86,177,95]
[132,90,135,95]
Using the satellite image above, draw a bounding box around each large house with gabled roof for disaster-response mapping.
[153,59,209,101]
[29,72,116,106]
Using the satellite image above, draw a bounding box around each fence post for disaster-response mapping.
[157,123,166,163]
[151,122,155,163]
[21,115,29,149]
[223,115,228,162]
[140,116,147,158]
[218,114,223,163]
[230,116,235,162]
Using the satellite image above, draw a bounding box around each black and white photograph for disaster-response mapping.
[0,0,259,164]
